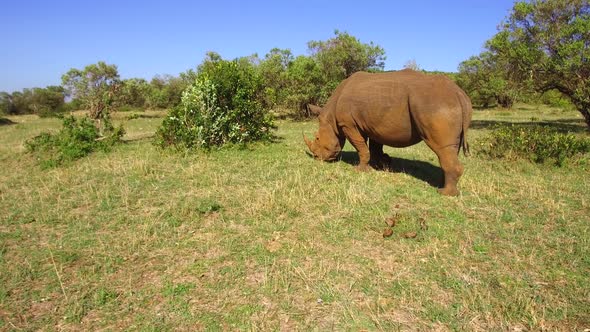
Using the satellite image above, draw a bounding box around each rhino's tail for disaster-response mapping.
[457,91,473,157]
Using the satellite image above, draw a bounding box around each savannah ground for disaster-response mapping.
[0,106,588,331]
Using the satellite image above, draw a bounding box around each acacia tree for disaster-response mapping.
[258,48,294,109]
[403,59,421,71]
[489,0,590,128]
[61,62,120,132]
[308,31,385,100]
[305,30,386,109]
[309,30,385,79]
[457,52,523,108]
[118,78,150,108]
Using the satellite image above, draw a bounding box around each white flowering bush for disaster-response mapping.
[156,60,275,150]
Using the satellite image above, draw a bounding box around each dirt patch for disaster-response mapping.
[265,239,282,253]
[28,298,57,319]
[403,231,418,239]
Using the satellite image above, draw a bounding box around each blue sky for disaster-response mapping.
[0,0,515,92]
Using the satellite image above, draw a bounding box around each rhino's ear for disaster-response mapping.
[307,104,323,116]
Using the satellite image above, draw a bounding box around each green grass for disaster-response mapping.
[0,106,589,330]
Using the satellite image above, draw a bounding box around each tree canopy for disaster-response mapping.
[61,61,120,122]
[308,30,386,103]
[457,52,522,108]
[0,86,66,117]
[460,0,590,127]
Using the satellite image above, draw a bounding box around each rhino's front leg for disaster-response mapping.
[369,139,391,170]
[343,127,372,171]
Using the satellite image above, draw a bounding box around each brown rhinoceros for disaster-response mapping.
[304,69,472,196]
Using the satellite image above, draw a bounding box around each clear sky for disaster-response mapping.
[0,0,515,92]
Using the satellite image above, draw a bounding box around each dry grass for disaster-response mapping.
[0,106,589,330]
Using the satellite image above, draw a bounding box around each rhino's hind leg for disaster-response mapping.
[431,145,464,196]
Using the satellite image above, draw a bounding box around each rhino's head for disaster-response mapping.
[303,105,344,162]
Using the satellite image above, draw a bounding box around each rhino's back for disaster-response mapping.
[333,70,465,147]
[337,70,461,110]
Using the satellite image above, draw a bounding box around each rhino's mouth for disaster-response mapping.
[304,150,340,162]
[315,151,341,162]
[321,152,341,162]
[303,132,342,162]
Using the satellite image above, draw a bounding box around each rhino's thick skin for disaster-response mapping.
[304,69,473,196]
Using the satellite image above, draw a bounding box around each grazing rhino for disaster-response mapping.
[304,69,472,196]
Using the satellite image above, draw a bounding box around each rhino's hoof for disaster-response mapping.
[355,164,373,172]
[438,187,460,196]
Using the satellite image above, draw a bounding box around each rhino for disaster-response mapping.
[304,69,472,196]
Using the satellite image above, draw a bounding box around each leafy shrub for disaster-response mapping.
[539,89,575,110]
[37,103,72,118]
[156,60,275,150]
[481,124,590,166]
[26,116,124,168]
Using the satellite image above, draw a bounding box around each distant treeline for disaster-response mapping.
[2,0,588,128]
[0,31,386,119]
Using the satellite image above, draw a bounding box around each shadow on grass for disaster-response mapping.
[124,113,166,120]
[122,134,156,142]
[0,118,16,126]
[339,151,443,188]
[470,119,588,134]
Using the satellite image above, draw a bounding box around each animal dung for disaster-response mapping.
[403,231,418,239]
[385,216,397,227]
[382,228,394,238]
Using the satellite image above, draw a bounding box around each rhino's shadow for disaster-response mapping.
[0,118,16,126]
[339,151,443,188]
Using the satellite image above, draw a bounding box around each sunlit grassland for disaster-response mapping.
[0,105,588,330]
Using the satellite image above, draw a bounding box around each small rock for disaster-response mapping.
[385,216,397,227]
[403,231,417,239]
[383,228,394,238]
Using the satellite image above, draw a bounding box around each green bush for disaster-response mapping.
[26,116,124,168]
[481,124,590,166]
[156,60,275,150]
[539,89,575,110]
[37,103,72,118]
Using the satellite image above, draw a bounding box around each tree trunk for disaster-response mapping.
[570,97,590,131]
[497,95,514,109]
[551,86,590,131]
[580,108,590,131]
